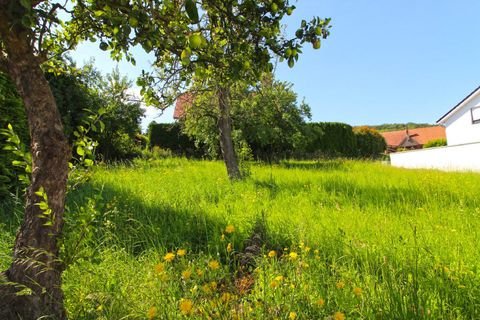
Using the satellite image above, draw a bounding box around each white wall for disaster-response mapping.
[390,142,480,172]
[443,93,480,145]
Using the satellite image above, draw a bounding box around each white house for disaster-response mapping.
[390,86,480,171]
[437,86,480,145]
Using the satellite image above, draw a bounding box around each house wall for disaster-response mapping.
[390,142,480,171]
[443,93,480,145]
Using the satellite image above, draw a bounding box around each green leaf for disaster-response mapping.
[38,202,49,211]
[35,187,45,197]
[185,0,199,24]
[84,159,94,167]
[76,146,85,156]
[129,17,139,28]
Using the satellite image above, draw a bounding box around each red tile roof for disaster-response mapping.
[173,93,194,120]
[381,126,446,148]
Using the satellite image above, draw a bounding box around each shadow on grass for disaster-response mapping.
[65,182,293,258]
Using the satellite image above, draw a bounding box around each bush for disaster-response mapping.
[424,138,447,148]
[302,122,357,158]
[353,126,387,158]
[148,122,206,158]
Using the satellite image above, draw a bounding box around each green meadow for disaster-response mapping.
[1,158,480,319]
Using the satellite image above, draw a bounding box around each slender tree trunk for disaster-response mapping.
[217,87,241,180]
[0,10,69,320]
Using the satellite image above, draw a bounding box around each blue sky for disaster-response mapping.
[71,1,480,129]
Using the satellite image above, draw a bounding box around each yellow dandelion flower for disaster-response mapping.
[289,311,297,320]
[275,275,284,282]
[314,249,319,255]
[164,252,175,262]
[270,280,279,288]
[179,299,193,315]
[182,270,192,280]
[147,306,157,319]
[209,281,218,290]
[177,249,187,257]
[221,292,232,303]
[268,250,276,258]
[154,263,165,274]
[225,224,235,234]
[353,287,362,297]
[289,252,298,261]
[202,284,211,294]
[334,311,345,320]
[317,298,325,307]
[304,246,311,253]
[227,243,233,253]
[196,269,204,277]
[336,281,345,289]
[208,260,220,270]
[221,234,225,241]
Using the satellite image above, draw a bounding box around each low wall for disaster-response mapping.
[390,142,480,172]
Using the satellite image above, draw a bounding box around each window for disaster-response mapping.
[471,107,480,124]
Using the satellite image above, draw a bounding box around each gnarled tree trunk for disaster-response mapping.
[0,8,70,320]
[217,87,241,180]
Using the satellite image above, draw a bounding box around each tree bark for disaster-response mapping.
[0,8,69,320]
[217,87,241,180]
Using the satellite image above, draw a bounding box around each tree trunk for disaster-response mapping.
[0,10,69,320]
[217,87,241,180]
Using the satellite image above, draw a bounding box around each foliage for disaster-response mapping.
[367,123,435,132]
[182,74,311,161]
[303,122,357,158]
[139,0,331,108]
[92,69,145,161]
[424,138,447,148]
[234,75,311,161]
[0,73,29,199]
[1,158,478,318]
[353,126,387,158]
[147,122,205,158]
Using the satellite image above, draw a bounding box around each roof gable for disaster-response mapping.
[437,86,480,124]
[173,93,194,120]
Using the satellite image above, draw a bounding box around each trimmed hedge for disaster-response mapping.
[303,122,357,158]
[300,123,386,159]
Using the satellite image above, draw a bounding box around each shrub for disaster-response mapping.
[147,122,206,158]
[353,126,387,158]
[424,138,447,148]
[302,122,357,158]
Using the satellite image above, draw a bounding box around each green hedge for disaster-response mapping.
[147,122,206,157]
[303,122,357,157]
[300,123,386,159]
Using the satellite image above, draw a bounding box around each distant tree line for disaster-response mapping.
[367,123,435,132]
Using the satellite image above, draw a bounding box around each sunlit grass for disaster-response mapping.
[2,158,480,318]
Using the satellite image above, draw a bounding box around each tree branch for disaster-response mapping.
[37,3,63,54]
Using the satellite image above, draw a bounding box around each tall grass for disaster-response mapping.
[2,158,480,318]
